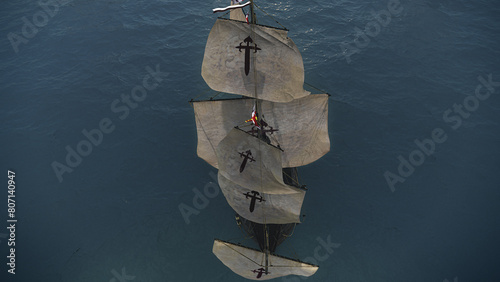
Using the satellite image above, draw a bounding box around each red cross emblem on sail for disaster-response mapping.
[236,36,261,76]
[252,268,269,279]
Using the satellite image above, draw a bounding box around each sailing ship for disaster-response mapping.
[190,0,330,280]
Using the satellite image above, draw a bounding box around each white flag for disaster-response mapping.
[213,1,250,13]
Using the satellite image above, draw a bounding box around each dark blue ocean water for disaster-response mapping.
[1,0,499,281]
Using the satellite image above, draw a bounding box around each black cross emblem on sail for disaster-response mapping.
[239,150,255,173]
[236,36,261,76]
[246,126,279,137]
[251,268,269,279]
[243,190,265,213]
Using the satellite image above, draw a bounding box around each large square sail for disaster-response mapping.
[217,173,305,224]
[192,94,330,168]
[216,128,297,195]
[213,239,319,280]
[202,19,310,102]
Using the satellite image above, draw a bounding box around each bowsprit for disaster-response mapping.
[236,36,261,76]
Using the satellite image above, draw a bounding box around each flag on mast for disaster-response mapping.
[245,105,260,128]
[213,1,250,13]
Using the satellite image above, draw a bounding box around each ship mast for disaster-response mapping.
[249,0,268,274]
[249,0,263,141]
[264,225,270,274]
[249,0,256,24]
[250,0,269,274]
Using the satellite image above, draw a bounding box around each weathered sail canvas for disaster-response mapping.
[216,128,298,195]
[201,19,310,103]
[218,173,305,224]
[192,94,330,168]
[230,1,247,22]
[213,239,319,280]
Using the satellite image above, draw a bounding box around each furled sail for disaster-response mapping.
[216,128,298,194]
[218,172,305,224]
[213,239,319,280]
[192,94,330,168]
[201,19,310,103]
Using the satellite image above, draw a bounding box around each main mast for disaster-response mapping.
[249,0,256,24]
[248,0,269,274]
[249,0,261,137]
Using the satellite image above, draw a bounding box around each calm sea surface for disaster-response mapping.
[1,0,499,281]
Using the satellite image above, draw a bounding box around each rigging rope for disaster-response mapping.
[222,241,262,266]
[282,169,301,187]
[253,2,287,30]
[189,88,217,102]
[304,82,329,94]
